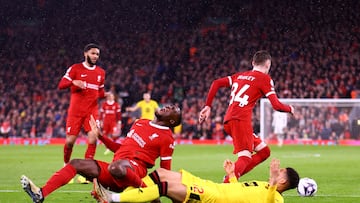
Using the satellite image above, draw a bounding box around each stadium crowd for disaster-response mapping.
[1,0,360,141]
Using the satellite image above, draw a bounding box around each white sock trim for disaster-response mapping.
[237,150,252,158]
[112,193,120,202]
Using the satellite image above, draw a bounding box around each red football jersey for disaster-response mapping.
[113,119,175,168]
[58,62,105,116]
[206,70,291,122]
[100,100,121,123]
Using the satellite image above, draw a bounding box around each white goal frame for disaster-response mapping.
[259,98,360,141]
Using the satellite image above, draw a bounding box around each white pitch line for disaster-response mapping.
[284,194,360,198]
[281,153,321,158]
[3,190,360,198]
[0,190,88,193]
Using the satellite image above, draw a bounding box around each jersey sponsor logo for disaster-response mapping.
[105,109,115,114]
[127,129,146,147]
[81,74,87,77]
[87,83,99,90]
[149,133,159,140]
[135,123,143,126]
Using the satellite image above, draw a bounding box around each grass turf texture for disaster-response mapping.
[1,144,359,203]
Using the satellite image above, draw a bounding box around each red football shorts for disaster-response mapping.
[66,114,98,136]
[102,120,117,136]
[224,119,254,154]
[95,159,147,192]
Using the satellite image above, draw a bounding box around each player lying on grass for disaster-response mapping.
[92,158,300,203]
[20,104,182,203]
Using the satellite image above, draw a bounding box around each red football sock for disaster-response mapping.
[242,147,270,175]
[63,145,73,164]
[149,170,161,184]
[42,164,77,197]
[158,182,168,196]
[124,167,146,188]
[85,143,97,159]
[223,156,252,183]
[234,156,252,178]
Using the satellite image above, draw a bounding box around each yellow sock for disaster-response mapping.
[119,184,160,202]
[142,175,155,186]
[122,175,155,192]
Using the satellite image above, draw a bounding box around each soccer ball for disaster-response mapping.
[297,177,317,197]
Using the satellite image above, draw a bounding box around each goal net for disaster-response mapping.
[259,99,360,144]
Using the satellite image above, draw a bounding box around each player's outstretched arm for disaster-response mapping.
[126,105,139,112]
[89,115,121,152]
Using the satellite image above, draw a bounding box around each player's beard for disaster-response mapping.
[155,111,162,120]
[86,56,97,66]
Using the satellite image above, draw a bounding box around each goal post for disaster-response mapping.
[259,98,360,143]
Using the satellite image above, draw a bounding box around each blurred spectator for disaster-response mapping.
[0,0,359,141]
[0,118,11,138]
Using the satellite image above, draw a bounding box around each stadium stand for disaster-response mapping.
[0,0,359,141]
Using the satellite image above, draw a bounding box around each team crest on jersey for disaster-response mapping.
[97,75,101,82]
[149,133,159,140]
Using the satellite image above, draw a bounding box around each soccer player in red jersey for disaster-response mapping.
[57,43,106,166]
[21,104,182,203]
[100,91,122,154]
[199,50,294,182]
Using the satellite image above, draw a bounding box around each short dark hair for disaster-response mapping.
[84,43,100,52]
[172,112,182,128]
[286,167,300,189]
[252,50,271,65]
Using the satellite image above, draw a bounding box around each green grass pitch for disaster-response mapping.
[1,144,359,203]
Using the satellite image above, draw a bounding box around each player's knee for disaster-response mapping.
[69,159,84,169]
[69,159,98,175]
[65,142,74,148]
[156,168,174,181]
[108,160,128,178]
[65,136,76,147]
[156,168,166,178]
